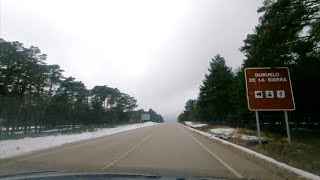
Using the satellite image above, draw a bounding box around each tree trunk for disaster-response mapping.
[23,123,27,135]
[28,125,31,134]
[72,121,75,130]
[11,123,15,135]
[58,122,61,132]
[35,124,38,133]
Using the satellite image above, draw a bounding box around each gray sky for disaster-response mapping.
[1,0,263,122]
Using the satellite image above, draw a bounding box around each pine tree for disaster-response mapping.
[198,55,234,123]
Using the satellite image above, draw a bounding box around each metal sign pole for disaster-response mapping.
[284,111,291,144]
[255,111,262,145]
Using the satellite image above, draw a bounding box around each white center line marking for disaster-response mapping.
[101,134,152,169]
[181,126,244,179]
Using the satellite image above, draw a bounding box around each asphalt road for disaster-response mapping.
[0,123,284,179]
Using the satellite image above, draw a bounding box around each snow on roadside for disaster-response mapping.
[185,121,208,128]
[182,124,320,180]
[190,124,208,128]
[0,122,158,159]
[240,134,260,141]
[210,128,236,136]
[209,128,237,140]
[186,124,261,141]
[209,127,266,141]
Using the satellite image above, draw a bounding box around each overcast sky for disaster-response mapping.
[1,0,263,122]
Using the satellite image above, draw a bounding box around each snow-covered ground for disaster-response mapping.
[240,134,260,141]
[184,123,263,141]
[184,121,208,128]
[0,122,158,159]
[209,127,266,141]
[210,128,236,136]
[183,124,320,180]
[209,128,237,140]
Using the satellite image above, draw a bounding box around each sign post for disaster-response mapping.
[284,111,291,144]
[245,67,295,144]
[255,111,262,144]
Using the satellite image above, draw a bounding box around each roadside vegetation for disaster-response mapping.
[178,0,320,128]
[178,0,319,174]
[0,39,164,140]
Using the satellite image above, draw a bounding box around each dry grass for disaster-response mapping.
[237,128,257,136]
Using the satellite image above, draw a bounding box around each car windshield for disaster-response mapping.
[0,0,319,179]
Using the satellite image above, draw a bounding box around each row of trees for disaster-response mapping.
[0,38,163,136]
[178,0,320,129]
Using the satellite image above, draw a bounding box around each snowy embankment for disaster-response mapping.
[185,121,264,141]
[182,124,320,180]
[210,128,237,140]
[210,128,266,141]
[184,121,208,128]
[0,122,158,159]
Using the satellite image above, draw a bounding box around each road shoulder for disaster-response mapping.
[181,124,319,180]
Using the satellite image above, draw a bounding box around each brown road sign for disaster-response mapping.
[245,67,295,111]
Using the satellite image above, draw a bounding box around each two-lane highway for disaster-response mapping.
[0,123,283,179]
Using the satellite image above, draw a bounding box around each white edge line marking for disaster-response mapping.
[181,126,244,179]
[101,134,152,169]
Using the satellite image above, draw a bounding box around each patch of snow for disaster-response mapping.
[42,129,60,133]
[0,122,158,159]
[240,135,260,141]
[42,127,79,133]
[184,121,193,126]
[184,121,207,128]
[209,128,268,141]
[13,131,24,135]
[182,124,320,180]
[191,124,208,128]
[209,128,237,140]
[210,128,236,136]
